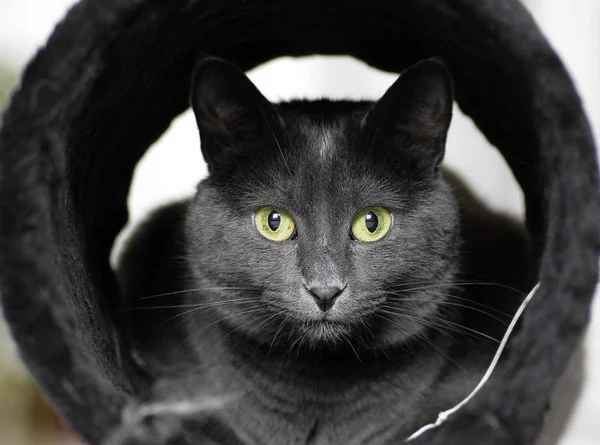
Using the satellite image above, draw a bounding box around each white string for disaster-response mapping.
[406,282,541,441]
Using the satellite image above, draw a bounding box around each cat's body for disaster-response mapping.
[117,57,534,445]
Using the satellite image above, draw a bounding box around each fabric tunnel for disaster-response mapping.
[0,0,598,444]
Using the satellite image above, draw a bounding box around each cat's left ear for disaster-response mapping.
[364,59,454,170]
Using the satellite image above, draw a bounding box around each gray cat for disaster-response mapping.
[117,56,534,445]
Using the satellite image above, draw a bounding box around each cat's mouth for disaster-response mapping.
[309,315,339,325]
[297,317,355,345]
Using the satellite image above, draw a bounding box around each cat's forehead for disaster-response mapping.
[294,117,350,163]
[226,100,415,212]
[277,100,371,163]
[253,103,401,211]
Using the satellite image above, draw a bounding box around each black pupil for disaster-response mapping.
[365,212,378,233]
[268,211,281,231]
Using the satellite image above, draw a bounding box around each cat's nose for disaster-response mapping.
[308,286,343,312]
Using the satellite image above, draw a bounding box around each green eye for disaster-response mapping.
[255,207,296,241]
[351,207,392,242]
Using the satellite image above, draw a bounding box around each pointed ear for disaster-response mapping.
[365,59,454,170]
[190,56,282,174]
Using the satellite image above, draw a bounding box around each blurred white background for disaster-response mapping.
[0,1,598,444]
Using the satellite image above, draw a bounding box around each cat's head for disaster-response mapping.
[185,56,459,352]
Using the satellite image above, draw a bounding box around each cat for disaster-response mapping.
[116,55,535,445]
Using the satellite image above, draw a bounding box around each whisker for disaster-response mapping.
[189,307,266,337]
[383,290,514,317]
[252,310,286,334]
[122,297,262,313]
[343,334,362,363]
[379,307,499,344]
[387,281,526,298]
[427,315,500,344]
[373,313,465,371]
[164,300,263,324]
[374,313,467,372]
[268,316,290,356]
[216,309,283,344]
[257,105,292,176]
[358,316,390,362]
[382,295,510,325]
[377,309,459,342]
[139,287,261,301]
[416,332,466,373]
[296,330,312,357]
[287,328,309,357]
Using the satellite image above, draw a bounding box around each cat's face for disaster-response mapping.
[185,57,459,351]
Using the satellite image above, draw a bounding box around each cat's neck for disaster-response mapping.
[200,314,454,384]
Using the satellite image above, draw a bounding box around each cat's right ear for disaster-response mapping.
[190,56,282,174]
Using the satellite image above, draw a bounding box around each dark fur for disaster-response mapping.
[0,1,597,444]
[117,57,534,445]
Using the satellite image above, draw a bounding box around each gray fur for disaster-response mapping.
[117,57,533,445]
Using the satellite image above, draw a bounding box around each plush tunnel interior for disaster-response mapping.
[0,0,598,444]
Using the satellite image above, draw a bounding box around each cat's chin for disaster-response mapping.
[288,308,430,352]
[282,316,370,351]
[301,319,350,344]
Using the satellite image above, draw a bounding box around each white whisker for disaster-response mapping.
[138,287,260,300]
